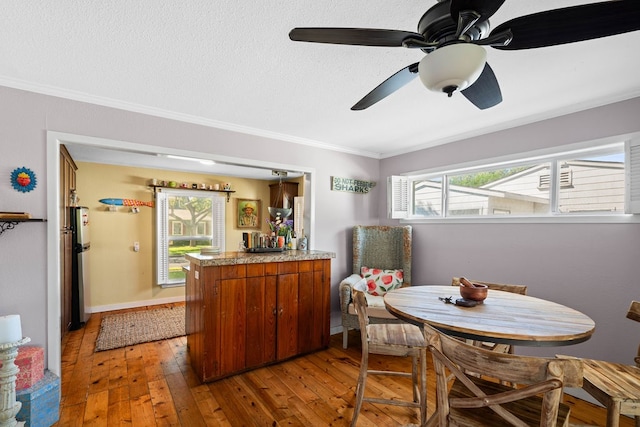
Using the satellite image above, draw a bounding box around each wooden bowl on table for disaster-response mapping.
[459,277,488,302]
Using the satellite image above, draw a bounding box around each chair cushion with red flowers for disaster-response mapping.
[361,266,404,296]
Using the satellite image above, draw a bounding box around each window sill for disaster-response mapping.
[401,214,640,225]
[159,283,185,289]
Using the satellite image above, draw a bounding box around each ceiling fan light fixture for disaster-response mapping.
[418,43,486,95]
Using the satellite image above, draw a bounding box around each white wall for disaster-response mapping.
[380,96,640,364]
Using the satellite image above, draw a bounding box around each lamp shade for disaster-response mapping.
[418,43,486,95]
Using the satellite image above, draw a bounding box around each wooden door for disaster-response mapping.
[59,145,77,337]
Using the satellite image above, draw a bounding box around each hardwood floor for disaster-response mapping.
[55,303,630,426]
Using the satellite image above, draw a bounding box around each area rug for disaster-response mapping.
[95,305,185,352]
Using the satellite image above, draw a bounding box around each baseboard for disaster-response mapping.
[87,295,186,314]
[330,325,343,336]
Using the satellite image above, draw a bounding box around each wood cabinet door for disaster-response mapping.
[218,277,247,377]
[269,182,298,219]
[246,275,277,368]
[298,260,331,353]
[276,273,299,360]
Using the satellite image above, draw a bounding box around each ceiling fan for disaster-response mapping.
[289,0,640,111]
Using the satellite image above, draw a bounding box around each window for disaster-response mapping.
[390,140,639,221]
[155,189,225,287]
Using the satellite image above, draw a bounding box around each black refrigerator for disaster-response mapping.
[70,206,91,330]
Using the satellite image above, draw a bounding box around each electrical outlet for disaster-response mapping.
[133,242,140,252]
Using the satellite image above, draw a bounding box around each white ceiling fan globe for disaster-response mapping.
[418,43,487,96]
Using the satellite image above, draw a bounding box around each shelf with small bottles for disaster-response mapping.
[148,184,236,202]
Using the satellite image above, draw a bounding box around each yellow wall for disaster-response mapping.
[76,162,302,312]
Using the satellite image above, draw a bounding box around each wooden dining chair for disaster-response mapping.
[451,277,527,354]
[351,279,427,427]
[572,301,640,427]
[423,323,582,427]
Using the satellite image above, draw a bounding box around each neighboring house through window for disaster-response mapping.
[390,139,640,221]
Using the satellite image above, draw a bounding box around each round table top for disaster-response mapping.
[384,285,595,347]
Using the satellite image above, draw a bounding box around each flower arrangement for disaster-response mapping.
[266,214,293,236]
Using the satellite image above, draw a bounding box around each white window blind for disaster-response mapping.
[626,138,640,214]
[388,176,409,219]
[156,193,170,284]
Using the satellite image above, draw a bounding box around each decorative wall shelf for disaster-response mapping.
[0,218,47,236]
[149,185,236,202]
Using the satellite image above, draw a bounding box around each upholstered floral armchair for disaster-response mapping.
[339,225,412,348]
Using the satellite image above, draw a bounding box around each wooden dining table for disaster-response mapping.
[384,285,595,346]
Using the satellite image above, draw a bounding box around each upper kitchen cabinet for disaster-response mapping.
[269,182,298,219]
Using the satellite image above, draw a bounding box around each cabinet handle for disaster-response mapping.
[279,308,283,317]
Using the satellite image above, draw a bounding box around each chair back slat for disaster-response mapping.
[451,277,527,295]
[627,300,640,323]
[436,326,582,387]
[352,279,370,337]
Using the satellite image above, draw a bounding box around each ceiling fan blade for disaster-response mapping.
[450,0,505,23]
[491,0,640,50]
[461,63,502,110]
[351,63,419,110]
[289,28,424,47]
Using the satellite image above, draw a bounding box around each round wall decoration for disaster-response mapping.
[11,167,37,193]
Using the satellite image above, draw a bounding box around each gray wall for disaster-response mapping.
[380,96,640,364]
[0,85,379,371]
[1,82,639,373]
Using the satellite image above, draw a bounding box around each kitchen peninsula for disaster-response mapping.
[185,250,335,382]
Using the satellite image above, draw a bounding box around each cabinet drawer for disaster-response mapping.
[278,261,298,275]
[246,263,265,277]
[314,259,329,271]
[265,263,278,276]
[221,265,246,279]
[298,260,313,273]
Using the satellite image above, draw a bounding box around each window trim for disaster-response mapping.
[390,137,640,224]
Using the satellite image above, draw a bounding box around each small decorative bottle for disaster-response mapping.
[298,235,308,251]
[285,230,292,249]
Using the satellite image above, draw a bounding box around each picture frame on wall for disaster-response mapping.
[237,199,261,229]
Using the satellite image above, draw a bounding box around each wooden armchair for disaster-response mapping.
[340,225,412,348]
[423,323,582,427]
[573,301,640,427]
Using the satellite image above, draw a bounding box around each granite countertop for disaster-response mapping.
[186,250,336,267]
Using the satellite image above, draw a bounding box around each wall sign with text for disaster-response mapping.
[331,177,376,194]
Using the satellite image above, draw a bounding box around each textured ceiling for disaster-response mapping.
[2,1,640,162]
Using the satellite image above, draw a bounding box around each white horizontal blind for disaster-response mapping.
[211,195,225,248]
[388,175,409,219]
[155,192,170,285]
[626,138,640,214]
[294,196,304,236]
